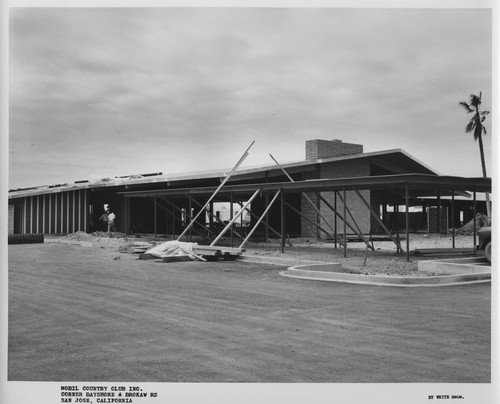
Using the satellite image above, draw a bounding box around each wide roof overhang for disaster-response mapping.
[119,173,491,200]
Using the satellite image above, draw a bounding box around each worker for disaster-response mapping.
[107,209,116,232]
[99,209,109,231]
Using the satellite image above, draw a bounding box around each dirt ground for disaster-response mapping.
[50,231,484,276]
[8,240,491,383]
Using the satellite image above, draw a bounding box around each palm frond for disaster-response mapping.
[480,111,490,115]
[459,101,474,113]
[465,120,475,133]
[469,94,482,108]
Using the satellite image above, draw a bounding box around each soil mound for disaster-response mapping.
[456,213,488,235]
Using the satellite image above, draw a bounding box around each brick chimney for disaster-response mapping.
[305,139,363,160]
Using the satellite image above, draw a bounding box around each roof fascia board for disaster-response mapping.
[120,174,491,198]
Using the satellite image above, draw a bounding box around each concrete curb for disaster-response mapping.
[238,254,332,267]
[281,267,491,287]
[418,257,491,275]
[240,255,491,287]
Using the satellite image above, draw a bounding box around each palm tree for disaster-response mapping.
[459,92,490,218]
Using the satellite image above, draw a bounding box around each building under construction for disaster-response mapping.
[8,139,490,254]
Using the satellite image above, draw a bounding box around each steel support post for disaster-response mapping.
[284,200,337,241]
[239,190,281,249]
[154,196,157,241]
[172,200,176,239]
[343,188,347,258]
[124,197,129,240]
[354,188,405,254]
[165,198,169,239]
[314,193,367,247]
[270,154,340,244]
[188,195,192,242]
[237,200,282,239]
[395,195,400,253]
[337,191,374,250]
[334,192,337,249]
[230,193,234,247]
[473,191,477,257]
[159,197,216,239]
[281,189,286,253]
[405,183,410,262]
[210,189,260,247]
[177,141,254,241]
[437,191,441,234]
[188,195,242,240]
[265,172,269,243]
[451,190,455,249]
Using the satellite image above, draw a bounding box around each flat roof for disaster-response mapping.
[119,173,491,199]
[6,149,444,199]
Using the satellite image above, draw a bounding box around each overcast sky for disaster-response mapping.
[8,6,493,189]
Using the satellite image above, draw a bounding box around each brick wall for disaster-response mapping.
[301,159,371,238]
[427,207,448,233]
[306,139,363,160]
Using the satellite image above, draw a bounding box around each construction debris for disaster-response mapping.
[138,240,244,262]
[144,240,200,260]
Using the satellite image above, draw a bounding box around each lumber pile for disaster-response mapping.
[412,248,477,257]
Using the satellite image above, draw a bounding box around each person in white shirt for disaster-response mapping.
[107,209,116,232]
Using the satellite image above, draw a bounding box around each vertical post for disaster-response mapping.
[239,190,281,249]
[334,191,337,249]
[66,192,70,234]
[189,195,192,242]
[394,195,400,254]
[405,183,410,262]
[316,163,321,242]
[422,200,426,232]
[209,200,214,238]
[265,172,269,243]
[154,196,157,241]
[451,190,455,249]
[172,200,176,239]
[281,189,286,253]
[343,187,347,258]
[437,191,441,234]
[53,194,57,234]
[177,141,254,241]
[473,191,477,257]
[165,198,169,239]
[42,194,46,234]
[382,191,386,226]
[124,197,129,240]
[230,193,234,248]
[315,193,321,240]
[210,189,260,246]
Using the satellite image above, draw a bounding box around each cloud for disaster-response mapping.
[9,7,493,188]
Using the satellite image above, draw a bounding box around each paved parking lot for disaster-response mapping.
[8,243,491,382]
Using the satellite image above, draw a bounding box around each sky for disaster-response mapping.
[7,5,493,190]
